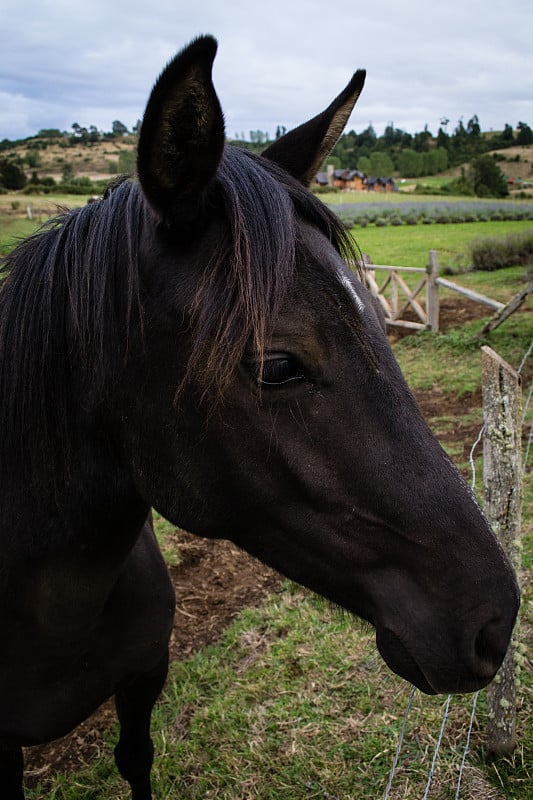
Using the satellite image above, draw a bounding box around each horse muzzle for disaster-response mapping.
[375,600,519,696]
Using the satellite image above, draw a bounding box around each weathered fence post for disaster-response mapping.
[481,346,522,754]
[426,250,439,332]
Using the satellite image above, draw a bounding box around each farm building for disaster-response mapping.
[315,171,330,186]
[332,168,366,191]
[366,176,397,192]
[313,170,398,192]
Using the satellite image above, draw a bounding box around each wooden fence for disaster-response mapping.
[361,250,507,332]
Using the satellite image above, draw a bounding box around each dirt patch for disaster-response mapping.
[387,294,496,342]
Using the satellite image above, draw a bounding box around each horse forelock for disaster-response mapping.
[182,145,361,399]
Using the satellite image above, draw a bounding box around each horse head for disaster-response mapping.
[120,36,518,696]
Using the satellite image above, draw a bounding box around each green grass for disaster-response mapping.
[394,310,533,399]
[352,219,533,272]
[0,193,91,255]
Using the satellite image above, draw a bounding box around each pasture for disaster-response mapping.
[14,211,532,799]
[0,193,89,256]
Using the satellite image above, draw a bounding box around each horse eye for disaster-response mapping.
[245,354,306,386]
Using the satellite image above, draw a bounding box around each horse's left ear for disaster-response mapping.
[137,35,225,223]
[262,70,366,187]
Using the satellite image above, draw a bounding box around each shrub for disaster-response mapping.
[470,229,533,270]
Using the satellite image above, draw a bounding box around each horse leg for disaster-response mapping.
[113,653,169,800]
[0,745,25,800]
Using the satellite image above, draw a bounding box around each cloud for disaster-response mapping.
[0,0,531,140]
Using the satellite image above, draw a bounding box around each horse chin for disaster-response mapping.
[376,628,437,695]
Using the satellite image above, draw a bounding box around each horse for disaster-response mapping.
[0,35,519,800]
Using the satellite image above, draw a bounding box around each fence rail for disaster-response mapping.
[360,250,510,332]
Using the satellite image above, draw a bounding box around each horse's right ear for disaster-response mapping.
[262,70,366,187]
[137,36,225,224]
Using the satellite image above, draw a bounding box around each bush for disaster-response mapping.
[470,229,533,270]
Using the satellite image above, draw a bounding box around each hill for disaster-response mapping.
[0,131,532,198]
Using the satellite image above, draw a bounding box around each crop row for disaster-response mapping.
[331,201,533,228]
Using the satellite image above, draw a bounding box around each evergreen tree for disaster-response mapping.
[516,121,533,145]
[501,123,515,144]
[0,159,27,189]
[470,155,509,197]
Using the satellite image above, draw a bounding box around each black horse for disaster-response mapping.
[0,36,519,799]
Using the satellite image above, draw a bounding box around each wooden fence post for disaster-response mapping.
[426,250,439,332]
[481,346,522,755]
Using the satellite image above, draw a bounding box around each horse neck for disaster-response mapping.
[2,424,150,577]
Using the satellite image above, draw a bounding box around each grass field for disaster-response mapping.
[0,193,90,255]
[352,219,533,273]
[17,204,532,798]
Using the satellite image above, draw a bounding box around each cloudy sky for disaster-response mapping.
[1,0,532,141]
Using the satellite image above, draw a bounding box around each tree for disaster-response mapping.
[516,121,533,145]
[413,125,432,152]
[436,126,450,151]
[37,128,63,138]
[369,151,394,176]
[501,123,515,144]
[423,147,449,175]
[112,120,129,137]
[397,149,423,177]
[0,159,27,189]
[470,155,509,197]
[467,114,481,139]
[71,122,89,142]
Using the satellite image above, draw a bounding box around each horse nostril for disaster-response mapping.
[473,617,509,675]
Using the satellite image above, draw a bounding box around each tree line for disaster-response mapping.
[328,115,533,177]
[229,116,533,179]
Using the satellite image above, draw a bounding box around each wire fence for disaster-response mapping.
[382,338,532,799]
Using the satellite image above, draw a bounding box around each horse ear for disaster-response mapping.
[137,36,225,222]
[262,70,366,187]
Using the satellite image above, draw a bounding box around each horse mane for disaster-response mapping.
[0,147,358,494]
[0,179,145,494]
